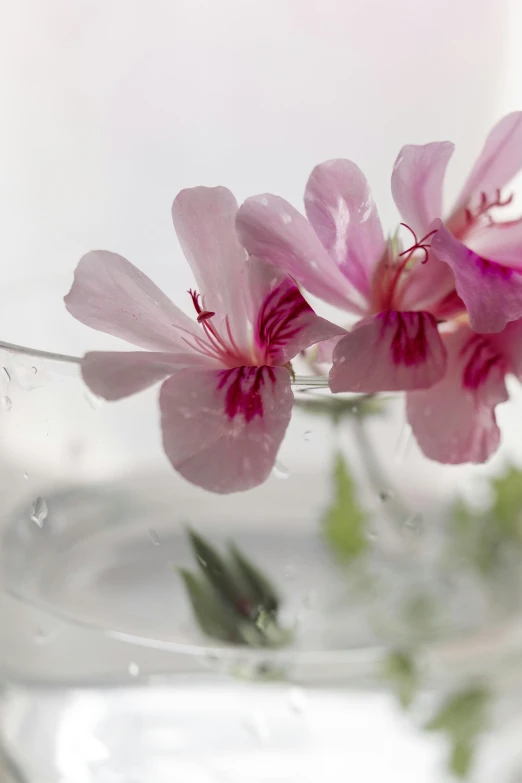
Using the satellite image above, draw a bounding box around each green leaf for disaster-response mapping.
[178,568,239,642]
[228,543,280,613]
[179,530,294,649]
[425,684,489,779]
[187,528,244,610]
[491,466,522,537]
[382,650,418,709]
[450,740,475,779]
[322,453,368,563]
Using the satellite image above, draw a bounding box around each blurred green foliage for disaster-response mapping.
[322,453,368,564]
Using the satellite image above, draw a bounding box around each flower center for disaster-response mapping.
[218,366,276,421]
[371,224,436,311]
[184,289,245,366]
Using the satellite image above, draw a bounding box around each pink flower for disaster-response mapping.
[392,112,522,334]
[236,161,459,394]
[406,318,522,464]
[64,186,344,493]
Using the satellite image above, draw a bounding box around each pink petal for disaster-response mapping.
[399,253,461,317]
[491,318,522,380]
[172,187,249,346]
[315,335,344,365]
[65,251,199,351]
[247,258,346,365]
[82,351,216,401]
[329,311,447,393]
[236,195,366,314]
[431,221,522,333]
[160,366,293,494]
[391,142,455,237]
[407,327,508,464]
[304,160,385,300]
[465,219,522,266]
[455,112,522,208]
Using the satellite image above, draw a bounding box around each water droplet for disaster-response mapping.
[288,687,307,714]
[30,497,48,528]
[84,390,103,410]
[272,460,289,480]
[23,472,28,480]
[34,627,48,645]
[2,367,10,382]
[403,512,423,536]
[242,711,270,742]
[2,396,12,412]
[197,555,208,568]
[31,366,37,375]
[148,528,160,546]
[378,489,393,502]
[283,564,297,580]
[128,662,140,677]
[303,430,313,441]
[367,529,378,541]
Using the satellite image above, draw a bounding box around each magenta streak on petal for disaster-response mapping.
[459,334,505,390]
[474,255,513,279]
[379,311,431,366]
[256,282,311,362]
[217,366,277,422]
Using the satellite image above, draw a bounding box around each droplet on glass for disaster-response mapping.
[242,711,270,742]
[2,367,10,382]
[367,529,378,541]
[303,430,313,441]
[288,687,307,714]
[2,396,12,412]
[403,512,423,536]
[272,460,289,480]
[128,662,140,677]
[378,489,393,502]
[148,528,160,546]
[31,366,37,375]
[196,555,207,568]
[84,390,103,410]
[283,564,297,581]
[34,627,48,645]
[30,497,48,528]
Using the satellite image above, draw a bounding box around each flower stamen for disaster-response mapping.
[399,223,437,265]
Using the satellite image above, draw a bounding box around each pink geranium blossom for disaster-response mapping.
[407,318,522,464]
[236,161,460,394]
[64,186,343,493]
[392,112,522,334]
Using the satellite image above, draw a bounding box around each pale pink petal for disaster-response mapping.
[304,160,385,299]
[431,221,522,333]
[65,251,199,351]
[465,219,522,266]
[399,253,461,317]
[329,311,447,393]
[491,318,522,379]
[81,351,217,401]
[160,366,293,493]
[391,142,455,236]
[455,113,522,208]
[407,327,508,464]
[236,195,366,314]
[172,187,249,345]
[247,258,346,364]
[315,335,344,365]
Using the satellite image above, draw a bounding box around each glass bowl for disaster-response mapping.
[1,340,522,782]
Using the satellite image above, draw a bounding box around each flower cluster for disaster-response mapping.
[65,113,522,493]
